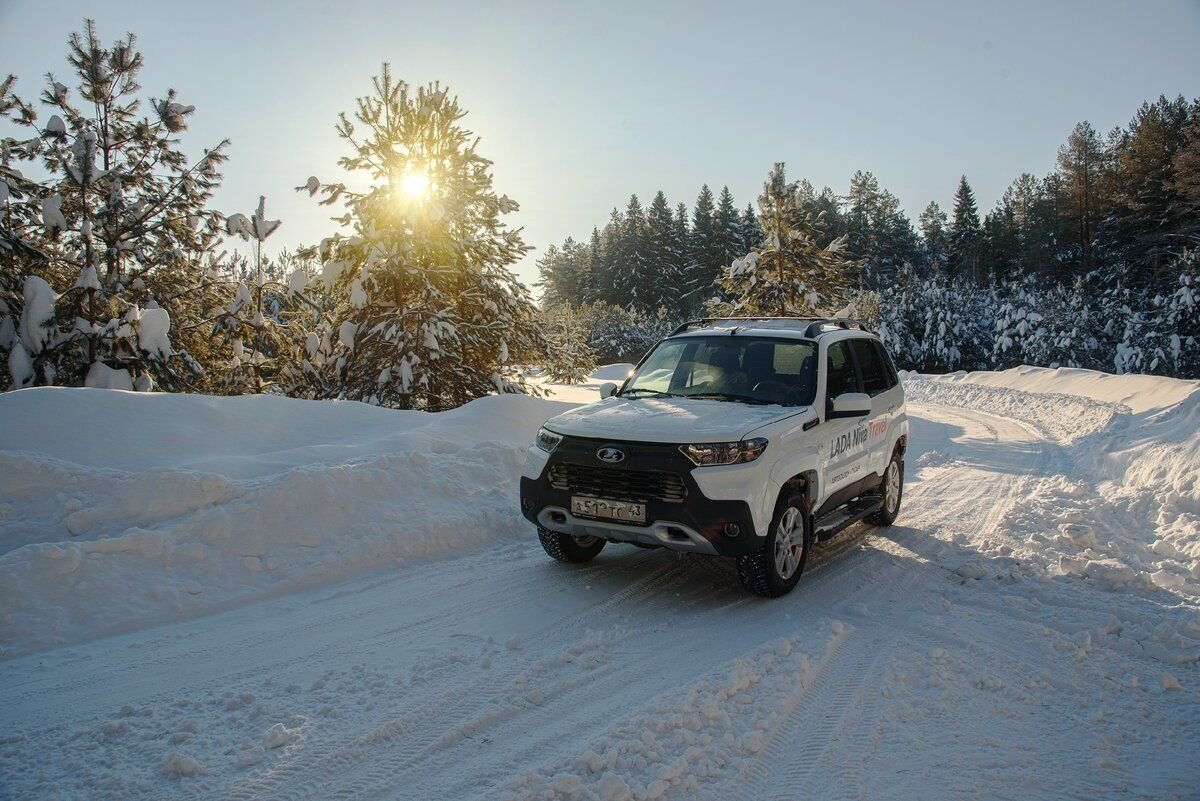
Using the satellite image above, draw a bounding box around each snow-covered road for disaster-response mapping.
[2,373,1199,800]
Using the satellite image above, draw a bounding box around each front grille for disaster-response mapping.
[548,463,688,503]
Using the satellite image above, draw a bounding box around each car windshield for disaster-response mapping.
[621,336,817,407]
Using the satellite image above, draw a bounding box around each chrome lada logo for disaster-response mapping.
[596,446,626,464]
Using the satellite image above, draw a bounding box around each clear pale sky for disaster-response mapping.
[2,0,1198,289]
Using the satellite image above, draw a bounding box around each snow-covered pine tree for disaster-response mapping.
[1164,244,1199,378]
[215,196,311,393]
[0,20,230,391]
[539,302,596,384]
[992,280,1045,369]
[301,67,545,409]
[921,276,989,372]
[713,163,860,317]
[871,263,923,370]
[576,301,671,364]
[1107,284,1163,375]
[1116,243,1200,377]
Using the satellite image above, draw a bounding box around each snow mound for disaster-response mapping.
[906,366,1200,599]
[904,372,1128,444]
[0,388,573,655]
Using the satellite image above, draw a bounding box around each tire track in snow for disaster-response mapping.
[221,557,694,801]
[224,529,895,801]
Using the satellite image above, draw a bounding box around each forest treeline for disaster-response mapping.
[2,20,1197,409]
[538,96,1199,378]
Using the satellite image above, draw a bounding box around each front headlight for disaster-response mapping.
[535,426,563,453]
[679,437,768,467]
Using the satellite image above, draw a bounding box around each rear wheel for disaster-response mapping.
[537,526,607,563]
[736,491,813,597]
[868,453,904,526]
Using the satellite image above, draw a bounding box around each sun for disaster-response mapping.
[399,169,430,198]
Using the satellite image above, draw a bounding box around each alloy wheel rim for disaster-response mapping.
[886,461,900,513]
[773,506,805,580]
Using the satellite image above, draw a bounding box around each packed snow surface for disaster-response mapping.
[2,365,1199,800]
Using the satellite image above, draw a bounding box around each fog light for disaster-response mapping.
[724,522,742,538]
[550,511,566,524]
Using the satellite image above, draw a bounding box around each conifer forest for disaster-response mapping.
[3,20,1199,410]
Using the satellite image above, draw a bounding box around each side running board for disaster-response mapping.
[814,495,883,542]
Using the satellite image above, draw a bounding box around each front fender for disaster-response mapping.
[766,445,824,516]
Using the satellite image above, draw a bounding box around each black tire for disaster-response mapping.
[537,526,606,563]
[736,491,813,597]
[868,452,904,526]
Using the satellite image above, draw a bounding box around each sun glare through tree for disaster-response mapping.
[399,169,430,199]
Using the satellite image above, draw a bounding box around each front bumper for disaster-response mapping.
[519,436,761,557]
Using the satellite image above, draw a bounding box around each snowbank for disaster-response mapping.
[0,387,574,654]
[907,364,1198,414]
[905,366,1200,598]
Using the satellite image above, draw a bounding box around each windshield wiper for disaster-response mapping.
[684,392,774,405]
[619,388,679,398]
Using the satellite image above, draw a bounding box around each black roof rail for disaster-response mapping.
[669,316,871,337]
[801,318,872,337]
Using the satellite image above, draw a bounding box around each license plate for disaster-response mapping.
[570,496,646,524]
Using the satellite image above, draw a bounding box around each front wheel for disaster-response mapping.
[868,453,904,526]
[736,491,813,597]
[538,526,606,563]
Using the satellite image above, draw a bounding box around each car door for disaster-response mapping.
[820,339,870,508]
[848,338,895,484]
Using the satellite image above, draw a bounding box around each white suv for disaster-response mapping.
[520,317,908,596]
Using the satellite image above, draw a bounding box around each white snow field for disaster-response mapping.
[1,366,1198,800]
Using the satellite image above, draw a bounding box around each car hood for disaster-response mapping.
[544,396,809,444]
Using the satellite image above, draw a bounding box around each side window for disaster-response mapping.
[851,339,888,396]
[825,341,861,403]
[873,341,899,389]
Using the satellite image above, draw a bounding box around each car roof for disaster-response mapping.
[668,317,878,342]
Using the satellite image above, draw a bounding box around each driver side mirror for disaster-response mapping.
[598,382,618,399]
[828,392,871,419]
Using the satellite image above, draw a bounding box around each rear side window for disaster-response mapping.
[873,341,899,388]
[825,341,860,400]
[851,339,889,396]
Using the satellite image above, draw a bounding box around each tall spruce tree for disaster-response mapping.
[672,202,694,315]
[642,191,681,311]
[918,201,950,274]
[685,185,721,312]
[619,194,649,307]
[740,202,764,252]
[948,175,983,281]
[301,66,543,409]
[845,170,919,287]
[714,186,743,269]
